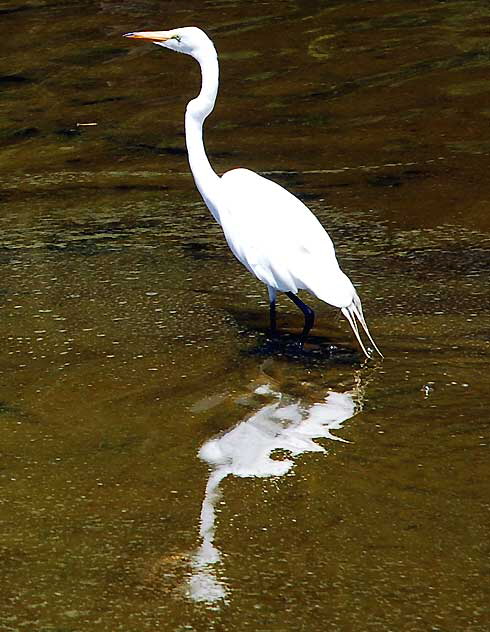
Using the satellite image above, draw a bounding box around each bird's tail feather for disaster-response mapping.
[341,294,383,359]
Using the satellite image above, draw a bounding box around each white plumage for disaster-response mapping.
[220,168,351,305]
[124,26,382,357]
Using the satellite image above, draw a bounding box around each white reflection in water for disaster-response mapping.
[187,382,362,604]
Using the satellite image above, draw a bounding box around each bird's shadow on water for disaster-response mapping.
[227,306,362,364]
[243,334,361,365]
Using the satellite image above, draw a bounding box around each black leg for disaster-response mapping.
[269,299,277,336]
[285,292,315,345]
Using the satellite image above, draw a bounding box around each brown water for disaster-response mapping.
[1,1,490,630]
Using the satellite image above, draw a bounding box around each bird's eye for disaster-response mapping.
[172,34,182,43]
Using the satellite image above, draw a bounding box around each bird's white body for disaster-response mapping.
[124,26,381,357]
[218,168,354,308]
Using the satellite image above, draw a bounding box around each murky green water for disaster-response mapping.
[1,1,490,630]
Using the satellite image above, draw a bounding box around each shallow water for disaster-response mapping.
[1,1,490,630]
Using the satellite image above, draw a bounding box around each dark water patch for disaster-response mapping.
[95,433,145,455]
[0,3,31,15]
[367,168,436,189]
[180,240,215,259]
[295,191,320,202]
[307,50,490,101]
[0,73,33,85]
[75,95,127,106]
[339,7,445,33]
[368,174,403,188]
[0,0,77,11]
[0,126,41,144]
[57,47,128,66]
[0,182,169,201]
[211,13,290,37]
[112,183,168,191]
[0,400,42,424]
[126,142,187,156]
[56,127,82,138]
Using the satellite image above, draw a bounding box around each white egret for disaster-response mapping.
[123,27,382,357]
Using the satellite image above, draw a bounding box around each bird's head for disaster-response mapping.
[123,26,213,58]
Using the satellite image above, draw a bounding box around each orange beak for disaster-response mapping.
[123,31,171,42]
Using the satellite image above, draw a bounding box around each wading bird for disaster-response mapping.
[123,27,382,357]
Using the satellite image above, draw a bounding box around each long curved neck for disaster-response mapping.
[185,46,221,222]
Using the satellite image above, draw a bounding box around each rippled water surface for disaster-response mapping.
[1,1,490,630]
